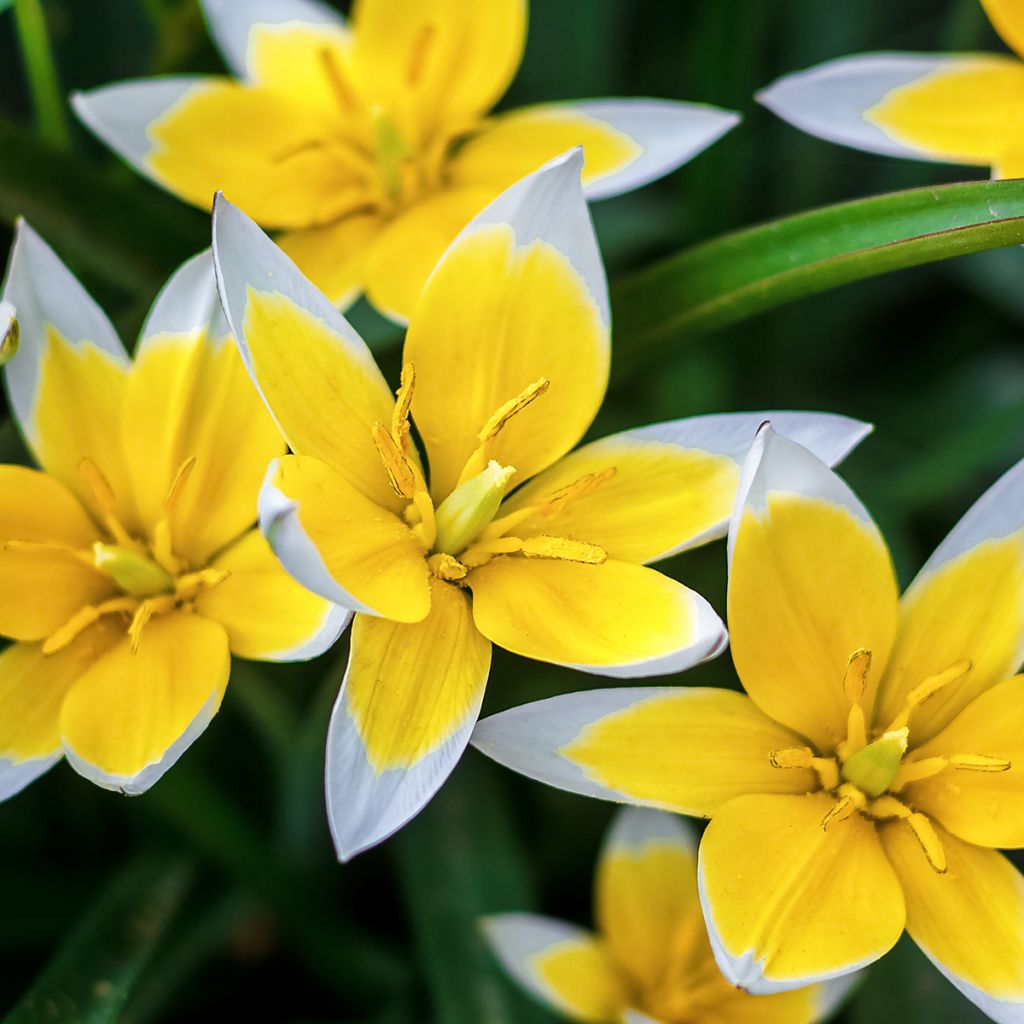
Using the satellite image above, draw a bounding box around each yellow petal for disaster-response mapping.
[983,0,1024,59]
[0,623,118,799]
[902,675,1024,848]
[596,808,701,994]
[0,465,116,640]
[148,80,367,227]
[877,533,1024,745]
[405,222,609,499]
[866,56,1024,172]
[326,581,490,859]
[60,611,230,793]
[125,325,284,566]
[195,529,349,661]
[451,106,640,196]
[563,689,816,816]
[699,792,905,992]
[496,436,739,565]
[279,213,384,309]
[468,557,724,677]
[261,455,430,623]
[362,186,496,322]
[484,915,627,1024]
[729,428,899,751]
[349,0,525,145]
[881,819,1024,1018]
[213,199,403,511]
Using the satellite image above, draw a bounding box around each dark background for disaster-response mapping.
[0,2,1021,1021]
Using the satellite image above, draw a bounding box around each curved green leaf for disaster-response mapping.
[4,855,191,1024]
[612,178,1024,375]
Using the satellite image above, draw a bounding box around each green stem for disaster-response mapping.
[13,0,70,150]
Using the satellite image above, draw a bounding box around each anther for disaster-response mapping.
[520,536,606,564]
[128,595,177,653]
[821,795,857,831]
[427,552,468,582]
[372,423,417,498]
[885,659,972,732]
[392,363,416,442]
[477,378,550,445]
[770,747,813,769]
[907,813,947,873]
[406,22,437,85]
[843,648,871,703]
[320,46,359,114]
[80,459,135,548]
[950,754,1012,773]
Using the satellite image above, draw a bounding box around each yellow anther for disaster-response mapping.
[128,595,177,653]
[841,727,908,798]
[770,747,814,769]
[867,795,910,821]
[478,378,550,445]
[886,659,972,732]
[319,45,359,114]
[821,783,867,831]
[406,21,437,85]
[0,304,19,366]
[427,552,468,582]
[42,597,137,656]
[150,458,197,576]
[79,459,135,547]
[907,813,947,874]
[950,754,1012,773]
[372,422,417,498]
[163,457,197,516]
[520,536,607,564]
[891,756,947,790]
[392,363,416,442]
[93,542,174,598]
[843,648,871,703]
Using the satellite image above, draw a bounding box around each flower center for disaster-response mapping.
[371,363,614,584]
[768,647,1010,874]
[37,457,227,656]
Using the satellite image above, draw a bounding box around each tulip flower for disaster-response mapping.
[211,150,870,860]
[758,0,1024,180]
[74,0,739,320]
[486,805,854,1024]
[0,226,345,798]
[475,425,1024,1024]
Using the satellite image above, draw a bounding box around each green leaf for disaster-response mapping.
[12,0,69,149]
[392,760,555,1024]
[611,178,1024,378]
[4,854,191,1024]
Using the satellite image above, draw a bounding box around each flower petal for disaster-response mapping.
[201,0,345,79]
[452,100,739,202]
[983,0,1024,59]
[472,688,814,815]
[757,54,980,162]
[213,194,403,511]
[362,186,496,323]
[698,793,905,993]
[325,581,490,860]
[876,455,1024,744]
[279,213,384,309]
[60,612,230,794]
[0,465,115,640]
[75,78,363,228]
[482,914,627,1024]
[881,819,1024,1022]
[469,557,725,678]
[2,222,134,526]
[0,624,118,800]
[497,411,871,565]
[259,455,429,623]
[728,426,899,751]
[901,675,1024,848]
[349,0,526,144]
[404,150,610,499]
[195,529,350,661]
[596,807,700,994]
[125,251,285,564]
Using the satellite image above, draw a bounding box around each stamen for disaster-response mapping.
[770,746,813,769]
[79,459,135,547]
[460,536,523,568]
[372,422,417,498]
[320,45,359,114]
[175,568,229,602]
[410,490,436,550]
[867,795,946,873]
[4,540,95,568]
[821,785,867,831]
[891,756,947,790]
[151,457,198,575]
[885,659,972,733]
[520,536,607,564]
[392,363,416,443]
[949,754,1012,773]
[427,552,468,582]
[42,597,137,655]
[405,22,437,85]
[843,648,871,703]
[128,595,177,653]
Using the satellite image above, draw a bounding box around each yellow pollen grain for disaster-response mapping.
[519,536,607,564]
[427,552,468,581]
[372,422,417,498]
[477,377,551,445]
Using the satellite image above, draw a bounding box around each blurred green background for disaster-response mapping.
[1,1,1022,1021]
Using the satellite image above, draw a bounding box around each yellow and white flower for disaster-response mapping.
[758,0,1024,179]
[485,805,854,1024]
[211,150,870,860]
[73,0,739,321]
[0,226,346,798]
[475,425,1024,1023]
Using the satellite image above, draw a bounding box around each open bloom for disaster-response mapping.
[74,0,739,321]
[485,805,853,1024]
[475,425,1024,1024]
[0,225,345,797]
[757,0,1024,178]
[211,150,869,860]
